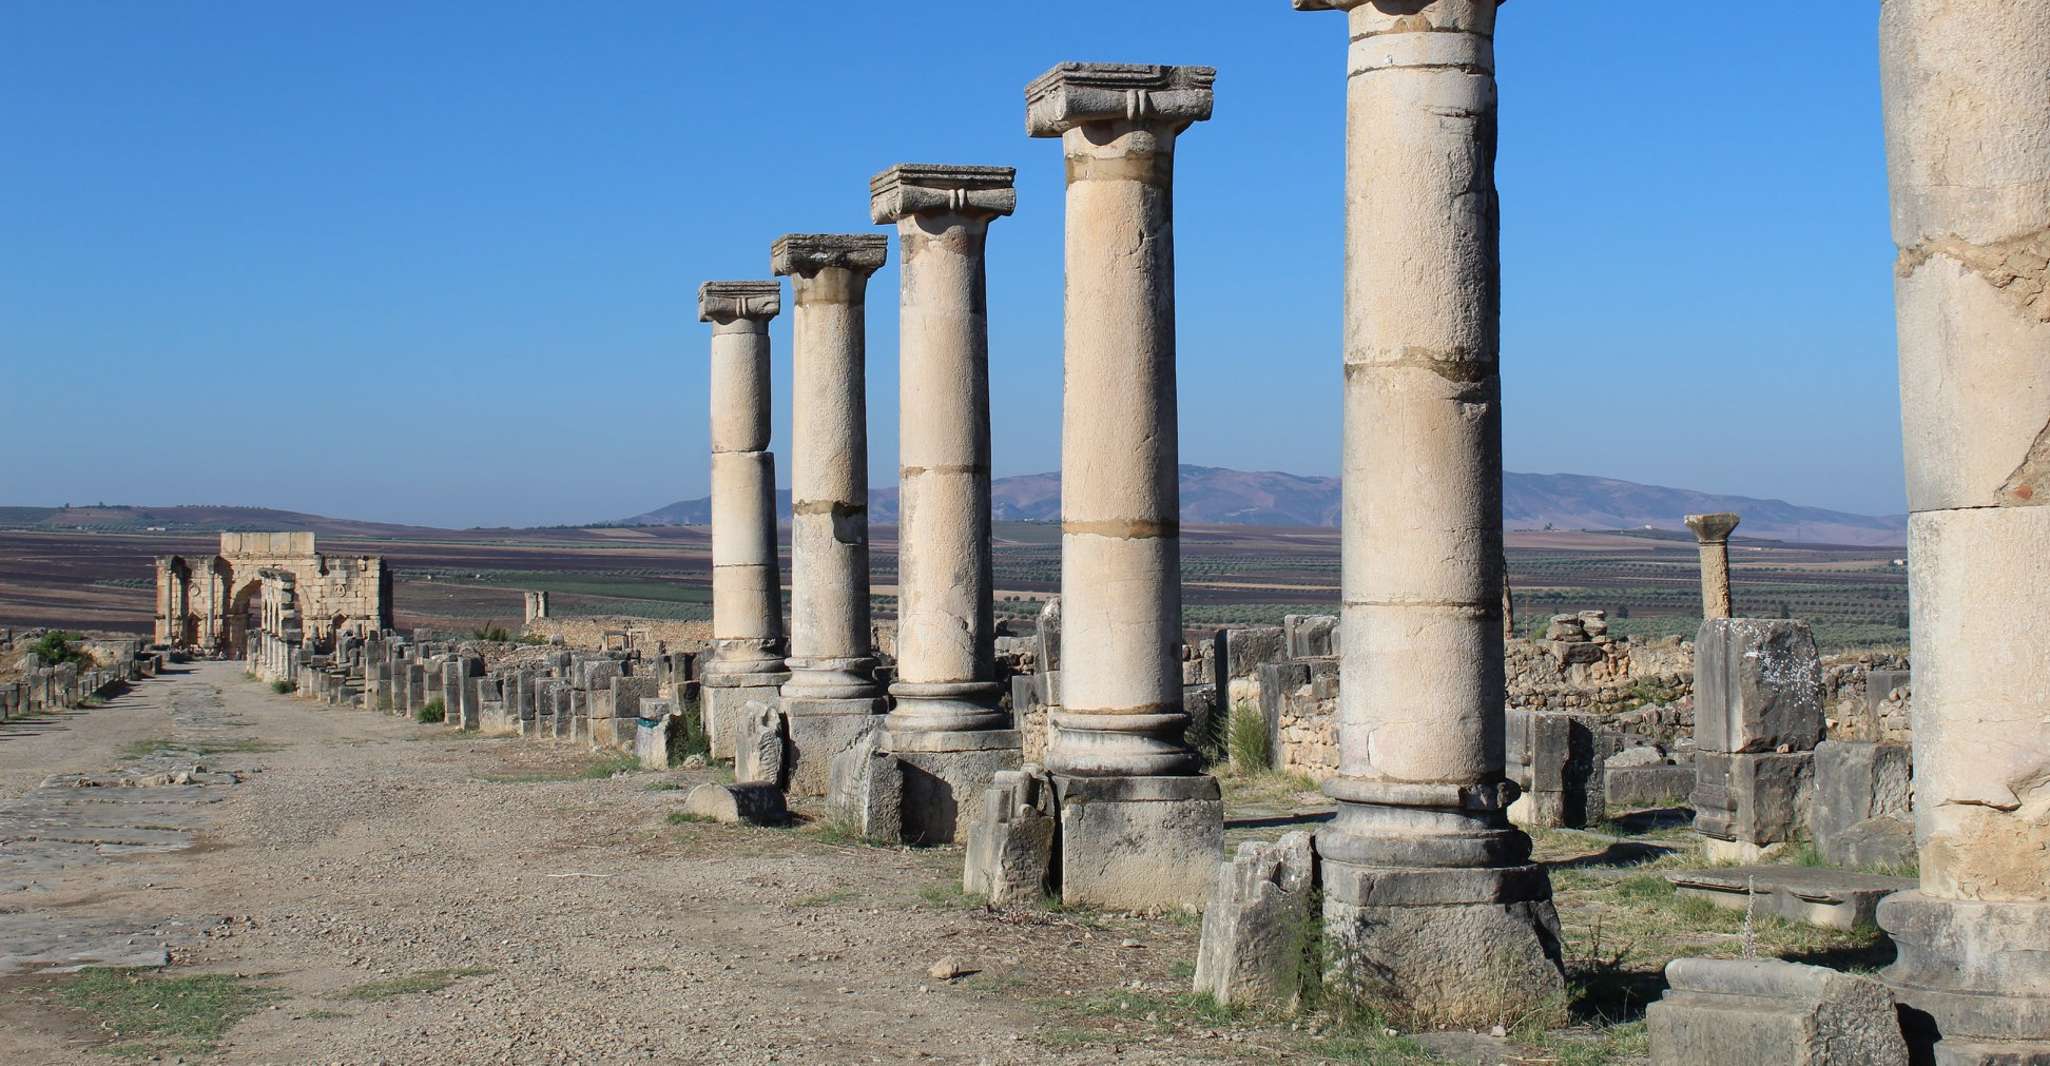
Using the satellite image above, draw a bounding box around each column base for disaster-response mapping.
[1321,863,1567,1031]
[886,680,1010,734]
[1314,776,1566,1030]
[780,694,885,798]
[703,672,788,760]
[885,729,1023,846]
[1051,773,1222,912]
[1881,892,2050,1063]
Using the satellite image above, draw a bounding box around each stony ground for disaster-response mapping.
[0,663,1885,1065]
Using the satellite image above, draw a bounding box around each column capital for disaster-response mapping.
[869,164,1017,224]
[1024,63,1215,138]
[771,234,889,279]
[697,280,782,325]
[1684,512,1741,545]
[1292,0,1500,16]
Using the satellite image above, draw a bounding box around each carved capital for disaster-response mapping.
[1024,63,1215,138]
[1292,0,1500,15]
[697,281,782,325]
[869,164,1017,224]
[1684,513,1741,545]
[770,234,889,279]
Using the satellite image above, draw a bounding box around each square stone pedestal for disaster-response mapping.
[781,696,885,798]
[1052,774,1222,912]
[886,729,1023,846]
[1320,862,1566,1030]
[705,677,786,760]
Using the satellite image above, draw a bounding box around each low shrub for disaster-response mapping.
[416,698,446,724]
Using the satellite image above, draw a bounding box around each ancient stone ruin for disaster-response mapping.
[121,2,2049,1060]
[154,533,390,658]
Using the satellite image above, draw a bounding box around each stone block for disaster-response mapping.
[1810,741,1913,869]
[1647,957,1907,1065]
[704,679,783,760]
[636,699,674,771]
[1192,830,1315,1011]
[1667,865,1914,931]
[962,766,1055,906]
[1054,774,1223,912]
[1605,762,1697,810]
[681,783,788,826]
[577,659,621,693]
[1222,625,1287,680]
[889,730,1024,846]
[1282,614,1338,659]
[1506,711,1604,829]
[735,700,786,787]
[1694,751,1814,846]
[1694,618,1824,754]
[779,696,883,799]
[828,730,902,845]
[1832,817,1917,873]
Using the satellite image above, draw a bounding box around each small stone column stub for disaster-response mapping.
[1879,2,2050,1060]
[772,234,890,795]
[867,164,1026,845]
[1026,62,1224,911]
[696,281,793,761]
[1683,512,1739,620]
[1291,0,1565,1029]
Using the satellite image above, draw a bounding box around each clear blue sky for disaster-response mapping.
[2,2,1904,528]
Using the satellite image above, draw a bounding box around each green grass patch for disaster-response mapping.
[269,679,293,695]
[1227,704,1273,772]
[56,967,280,1060]
[794,888,860,908]
[415,698,446,724]
[118,736,284,761]
[336,967,492,1002]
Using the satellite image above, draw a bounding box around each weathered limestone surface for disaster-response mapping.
[1694,619,1824,755]
[963,767,1056,906]
[1647,958,1908,1066]
[774,233,890,796]
[1880,4,2050,1059]
[682,783,788,826]
[698,280,792,763]
[1811,740,1914,870]
[1192,831,1315,1011]
[1666,865,1915,932]
[1290,0,1563,1026]
[155,533,391,658]
[868,163,1023,842]
[1026,61,1221,910]
[1684,513,1740,620]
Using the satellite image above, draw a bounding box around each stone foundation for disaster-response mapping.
[780,696,884,798]
[1052,774,1222,913]
[887,730,1022,846]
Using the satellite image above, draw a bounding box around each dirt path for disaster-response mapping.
[0,662,1329,1065]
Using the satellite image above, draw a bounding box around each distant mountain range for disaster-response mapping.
[621,466,1908,546]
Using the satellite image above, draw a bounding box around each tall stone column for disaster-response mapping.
[1291,0,1563,1028]
[1027,63,1222,911]
[697,281,792,761]
[869,164,1024,844]
[1878,2,2050,1060]
[772,234,890,797]
[1683,512,1738,620]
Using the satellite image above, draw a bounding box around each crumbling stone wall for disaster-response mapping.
[521,616,710,653]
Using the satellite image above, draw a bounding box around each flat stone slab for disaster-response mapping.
[0,913,223,976]
[1667,865,1915,930]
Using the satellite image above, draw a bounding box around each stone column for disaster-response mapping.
[1026,63,1223,911]
[1878,3,2050,1060]
[772,234,890,797]
[1684,512,1739,620]
[1290,0,1563,1028]
[697,281,793,762]
[867,164,1025,844]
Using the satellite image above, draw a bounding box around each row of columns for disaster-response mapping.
[687,1,2048,1049]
